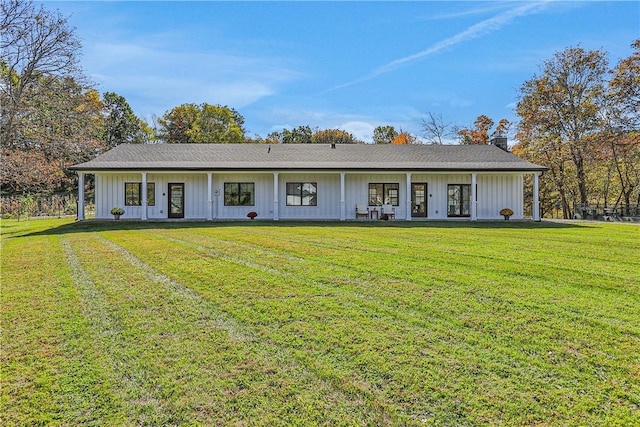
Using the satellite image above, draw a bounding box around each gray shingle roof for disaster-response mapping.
[69,143,546,172]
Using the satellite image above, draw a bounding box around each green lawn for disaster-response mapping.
[1,218,639,425]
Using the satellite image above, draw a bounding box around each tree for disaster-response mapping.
[390,131,417,145]
[264,131,285,144]
[421,112,452,145]
[515,46,608,215]
[609,39,640,131]
[1,0,83,148]
[158,103,246,144]
[1,75,105,193]
[372,125,398,144]
[157,103,198,144]
[102,92,145,147]
[281,125,313,144]
[312,129,362,144]
[604,39,640,214]
[457,115,509,145]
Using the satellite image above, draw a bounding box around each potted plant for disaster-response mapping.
[110,207,125,220]
[247,211,258,220]
[500,208,514,220]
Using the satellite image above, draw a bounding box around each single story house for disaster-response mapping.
[69,140,546,221]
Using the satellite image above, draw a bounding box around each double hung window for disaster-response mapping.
[125,182,155,206]
[224,183,255,206]
[368,183,399,206]
[286,182,317,206]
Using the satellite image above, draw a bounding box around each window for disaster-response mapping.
[368,183,399,206]
[286,182,317,206]
[125,182,155,206]
[447,184,471,217]
[224,183,255,206]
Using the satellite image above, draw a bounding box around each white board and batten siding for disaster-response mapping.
[278,173,341,220]
[94,171,526,220]
[95,173,208,220]
[214,173,273,220]
[410,173,524,220]
[477,174,524,219]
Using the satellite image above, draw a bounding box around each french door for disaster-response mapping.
[168,183,184,218]
[411,183,427,218]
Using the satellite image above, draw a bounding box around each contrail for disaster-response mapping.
[327,1,550,92]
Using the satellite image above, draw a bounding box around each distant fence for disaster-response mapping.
[1,194,93,220]
[573,203,640,220]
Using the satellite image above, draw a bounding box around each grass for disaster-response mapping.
[1,218,639,425]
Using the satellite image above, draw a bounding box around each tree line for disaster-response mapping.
[513,41,639,218]
[1,0,638,217]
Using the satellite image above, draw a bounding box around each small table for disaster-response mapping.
[370,208,379,220]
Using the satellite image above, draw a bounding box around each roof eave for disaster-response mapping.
[68,165,548,173]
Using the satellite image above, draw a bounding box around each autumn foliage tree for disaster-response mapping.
[390,132,417,145]
[266,126,361,144]
[604,39,640,214]
[514,41,639,218]
[312,128,361,144]
[458,115,510,145]
[1,0,83,148]
[1,0,110,194]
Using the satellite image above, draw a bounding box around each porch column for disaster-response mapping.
[533,172,541,222]
[471,173,477,221]
[207,172,213,221]
[405,173,412,221]
[77,172,85,221]
[340,172,346,221]
[141,172,148,220]
[273,172,279,221]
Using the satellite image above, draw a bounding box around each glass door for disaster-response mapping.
[168,183,184,218]
[411,183,427,217]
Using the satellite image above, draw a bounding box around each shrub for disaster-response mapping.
[110,207,125,216]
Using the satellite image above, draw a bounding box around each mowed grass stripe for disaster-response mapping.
[252,224,636,288]
[1,235,124,425]
[145,225,640,365]
[83,231,403,425]
[99,226,640,424]
[4,220,639,425]
[101,229,449,424]
[167,225,639,337]
[61,236,178,424]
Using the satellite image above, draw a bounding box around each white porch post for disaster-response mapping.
[207,172,213,221]
[471,172,477,221]
[340,172,346,221]
[77,172,85,221]
[405,172,412,221]
[273,172,279,221]
[533,172,541,221]
[141,172,148,220]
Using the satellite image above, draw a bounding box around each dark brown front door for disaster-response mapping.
[168,183,184,218]
[412,183,427,218]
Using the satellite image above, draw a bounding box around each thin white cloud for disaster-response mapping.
[423,2,514,21]
[328,1,551,92]
[83,40,304,116]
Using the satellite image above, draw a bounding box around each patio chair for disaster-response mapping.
[381,204,395,220]
[356,204,369,219]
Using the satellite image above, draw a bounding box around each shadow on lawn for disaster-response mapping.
[15,218,589,238]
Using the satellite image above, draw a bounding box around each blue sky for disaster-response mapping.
[47,1,639,143]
